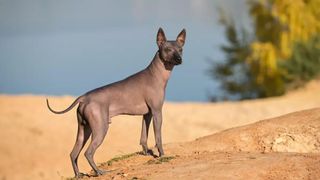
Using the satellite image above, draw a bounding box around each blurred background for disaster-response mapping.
[0,0,249,102]
[0,0,319,102]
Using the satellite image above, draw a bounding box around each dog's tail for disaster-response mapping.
[46,96,83,114]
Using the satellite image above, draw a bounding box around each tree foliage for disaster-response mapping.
[280,35,320,89]
[210,0,320,101]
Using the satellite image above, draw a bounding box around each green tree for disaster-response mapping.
[280,35,320,89]
[209,17,257,100]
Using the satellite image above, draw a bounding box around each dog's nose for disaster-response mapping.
[174,53,182,60]
[175,57,182,65]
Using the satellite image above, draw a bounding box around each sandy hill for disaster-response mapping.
[88,108,320,179]
[0,80,320,179]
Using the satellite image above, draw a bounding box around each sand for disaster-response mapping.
[0,80,320,179]
[86,108,320,179]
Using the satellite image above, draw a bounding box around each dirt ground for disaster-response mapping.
[85,108,320,180]
[91,152,320,180]
[0,80,320,179]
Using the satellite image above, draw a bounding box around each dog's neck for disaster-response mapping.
[147,52,174,88]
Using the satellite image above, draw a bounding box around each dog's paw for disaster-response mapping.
[75,172,89,179]
[93,169,106,176]
[140,149,155,156]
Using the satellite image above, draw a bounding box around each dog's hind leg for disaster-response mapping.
[70,112,92,178]
[140,112,152,155]
[84,106,109,176]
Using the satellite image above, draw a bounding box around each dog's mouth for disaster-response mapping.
[173,58,182,65]
[174,60,182,65]
[162,58,182,67]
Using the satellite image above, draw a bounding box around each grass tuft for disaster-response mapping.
[101,152,139,166]
[146,156,175,165]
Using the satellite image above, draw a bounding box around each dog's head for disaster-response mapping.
[156,28,186,66]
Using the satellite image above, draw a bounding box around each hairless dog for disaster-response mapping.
[46,28,186,178]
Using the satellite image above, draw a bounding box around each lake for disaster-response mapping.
[0,0,249,101]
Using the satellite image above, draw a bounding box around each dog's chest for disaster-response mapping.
[108,99,149,117]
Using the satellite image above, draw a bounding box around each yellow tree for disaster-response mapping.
[211,0,320,100]
[246,0,320,96]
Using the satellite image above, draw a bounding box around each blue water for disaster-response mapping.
[0,0,249,101]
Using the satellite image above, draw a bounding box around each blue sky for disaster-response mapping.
[0,0,249,101]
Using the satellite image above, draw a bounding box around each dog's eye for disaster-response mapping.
[165,48,173,52]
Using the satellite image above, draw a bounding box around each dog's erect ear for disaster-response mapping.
[176,29,186,47]
[157,27,167,47]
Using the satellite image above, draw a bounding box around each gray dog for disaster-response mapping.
[47,28,186,178]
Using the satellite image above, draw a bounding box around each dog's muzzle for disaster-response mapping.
[173,54,182,65]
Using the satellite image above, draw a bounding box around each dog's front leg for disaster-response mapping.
[140,112,152,155]
[152,110,164,156]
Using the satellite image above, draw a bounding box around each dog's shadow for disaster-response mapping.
[137,149,158,158]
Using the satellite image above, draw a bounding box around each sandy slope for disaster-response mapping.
[86,108,320,180]
[0,80,320,179]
